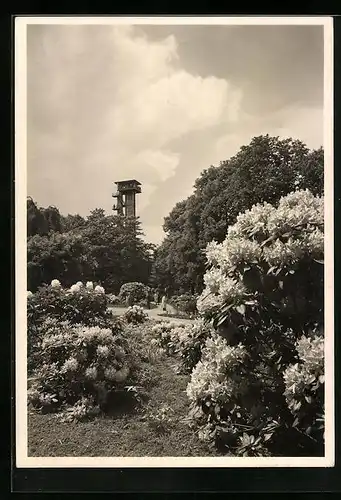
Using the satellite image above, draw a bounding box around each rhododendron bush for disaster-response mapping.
[188,190,325,456]
[28,281,111,327]
[149,319,214,373]
[28,318,135,421]
[169,294,198,316]
[174,320,215,374]
[123,305,148,324]
[27,281,116,372]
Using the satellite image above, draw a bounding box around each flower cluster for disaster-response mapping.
[150,321,187,352]
[196,293,224,315]
[172,319,215,373]
[69,283,81,293]
[283,334,324,417]
[50,279,62,289]
[228,189,324,243]
[123,305,148,324]
[187,334,247,403]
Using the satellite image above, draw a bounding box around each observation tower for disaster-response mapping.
[112,179,141,217]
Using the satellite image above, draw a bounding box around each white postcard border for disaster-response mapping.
[15,15,335,468]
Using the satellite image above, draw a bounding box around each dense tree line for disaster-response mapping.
[27,200,154,293]
[153,135,324,294]
[27,135,323,296]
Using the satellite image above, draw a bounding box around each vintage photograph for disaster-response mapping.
[15,17,334,467]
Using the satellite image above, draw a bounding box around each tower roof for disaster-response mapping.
[115,179,141,186]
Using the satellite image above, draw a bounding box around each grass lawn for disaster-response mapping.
[28,353,219,457]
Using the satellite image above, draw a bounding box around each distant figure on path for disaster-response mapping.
[161,294,167,312]
[145,289,151,309]
[154,290,159,304]
[126,293,133,307]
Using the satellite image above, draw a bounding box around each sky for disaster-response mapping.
[26,22,324,244]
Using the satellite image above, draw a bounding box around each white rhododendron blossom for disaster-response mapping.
[96,345,110,359]
[77,325,113,344]
[295,334,324,373]
[51,279,62,288]
[86,281,94,290]
[197,292,225,315]
[206,240,223,267]
[27,290,33,298]
[228,202,274,240]
[95,285,105,294]
[200,272,246,309]
[61,357,79,373]
[218,277,246,302]
[187,334,247,402]
[217,238,262,271]
[85,366,98,380]
[203,268,225,294]
[70,283,81,293]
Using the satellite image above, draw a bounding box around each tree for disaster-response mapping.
[27,197,48,236]
[61,213,87,232]
[81,211,153,292]
[42,206,62,233]
[27,231,90,291]
[27,203,154,293]
[27,198,63,236]
[154,135,324,295]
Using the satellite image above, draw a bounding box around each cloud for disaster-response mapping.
[27,24,323,244]
[27,24,242,232]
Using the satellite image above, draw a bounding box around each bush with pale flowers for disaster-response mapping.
[28,318,134,420]
[27,281,115,372]
[187,190,325,456]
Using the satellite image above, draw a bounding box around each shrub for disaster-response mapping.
[123,305,148,324]
[150,321,187,353]
[28,282,111,327]
[107,293,120,305]
[171,319,215,374]
[170,294,198,316]
[121,322,166,370]
[28,319,134,420]
[188,190,324,456]
[27,282,115,373]
[119,282,150,305]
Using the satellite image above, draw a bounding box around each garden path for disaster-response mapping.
[109,305,195,325]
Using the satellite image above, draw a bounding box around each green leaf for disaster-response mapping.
[263,433,273,442]
[292,417,300,428]
[236,304,246,315]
